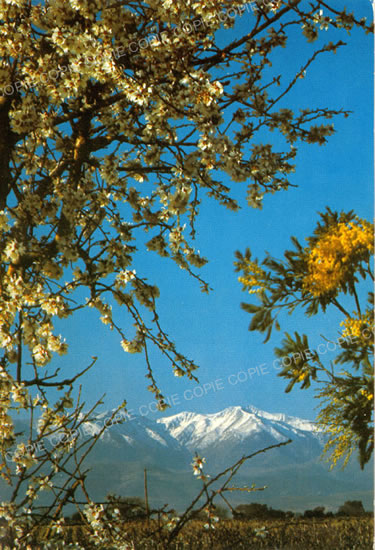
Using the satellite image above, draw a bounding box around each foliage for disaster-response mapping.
[337,500,365,517]
[236,208,374,468]
[0,0,372,546]
[234,502,291,519]
[303,506,326,519]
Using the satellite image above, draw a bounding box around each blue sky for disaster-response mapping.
[51,0,373,422]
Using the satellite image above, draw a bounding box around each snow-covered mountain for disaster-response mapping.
[71,409,191,468]
[71,404,324,472]
[73,405,372,511]
[6,405,372,512]
[157,405,320,450]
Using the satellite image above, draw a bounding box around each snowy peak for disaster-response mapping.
[243,405,318,433]
[157,405,320,451]
[157,407,259,449]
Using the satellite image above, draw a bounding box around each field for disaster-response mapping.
[33,516,374,549]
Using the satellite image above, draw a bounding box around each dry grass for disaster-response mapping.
[32,515,373,549]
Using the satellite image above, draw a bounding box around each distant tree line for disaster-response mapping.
[65,497,368,525]
[233,500,368,520]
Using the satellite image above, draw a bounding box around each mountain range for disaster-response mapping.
[80,405,373,512]
[4,405,373,513]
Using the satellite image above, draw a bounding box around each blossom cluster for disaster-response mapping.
[340,310,374,347]
[192,453,209,481]
[238,259,267,294]
[303,218,373,297]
